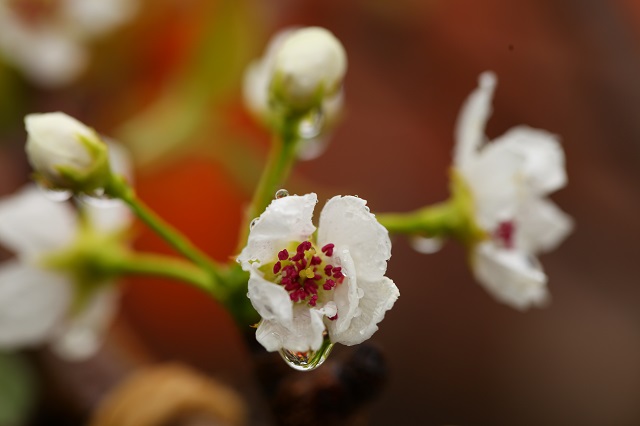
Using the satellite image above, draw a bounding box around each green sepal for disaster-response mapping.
[53,132,111,194]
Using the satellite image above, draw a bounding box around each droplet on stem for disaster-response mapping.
[298,108,324,140]
[410,236,444,254]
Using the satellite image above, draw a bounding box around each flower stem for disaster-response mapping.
[236,119,299,253]
[106,176,224,286]
[377,200,463,239]
[108,251,214,294]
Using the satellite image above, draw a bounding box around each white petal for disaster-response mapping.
[237,193,317,268]
[318,196,391,282]
[492,126,567,195]
[326,248,360,335]
[461,143,524,230]
[62,0,139,37]
[50,286,119,361]
[328,276,399,346]
[454,71,497,168]
[0,261,72,348]
[255,304,326,352]
[472,242,548,310]
[247,270,293,325]
[516,197,574,254]
[0,185,77,258]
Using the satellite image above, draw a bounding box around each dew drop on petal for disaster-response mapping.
[298,108,324,140]
[38,185,72,201]
[410,236,444,254]
[275,189,289,199]
[279,340,334,371]
[250,218,259,229]
[356,287,365,298]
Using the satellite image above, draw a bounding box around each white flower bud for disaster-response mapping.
[271,27,347,111]
[25,112,111,193]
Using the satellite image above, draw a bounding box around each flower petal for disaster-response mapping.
[0,185,76,258]
[326,248,360,335]
[255,304,326,352]
[238,193,317,267]
[50,286,118,361]
[492,126,567,195]
[318,196,391,282]
[328,276,399,346]
[516,197,574,254]
[0,261,72,348]
[454,71,497,168]
[247,270,293,325]
[472,242,548,310]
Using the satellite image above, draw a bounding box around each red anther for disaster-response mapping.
[304,282,318,295]
[297,241,312,253]
[321,243,335,256]
[495,221,515,249]
[308,294,318,307]
[300,258,308,269]
[311,256,322,265]
[291,252,304,262]
[313,274,322,281]
[324,265,333,275]
[323,279,336,290]
[328,313,338,321]
[278,249,289,261]
[284,281,298,292]
[282,265,296,277]
[333,271,344,279]
[273,262,282,274]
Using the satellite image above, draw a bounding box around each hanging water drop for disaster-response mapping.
[77,188,117,208]
[298,108,324,140]
[37,182,72,202]
[279,339,334,371]
[410,236,444,254]
[275,189,289,199]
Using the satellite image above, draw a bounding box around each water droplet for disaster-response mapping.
[77,189,117,208]
[279,339,334,371]
[298,108,324,140]
[410,236,444,254]
[297,136,330,161]
[250,218,258,229]
[275,189,289,199]
[37,182,72,201]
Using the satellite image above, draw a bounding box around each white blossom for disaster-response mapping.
[0,147,131,360]
[0,0,138,87]
[25,112,110,192]
[237,193,399,353]
[453,72,573,310]
[243,26,346,125]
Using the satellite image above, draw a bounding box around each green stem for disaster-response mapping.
[106,176,224,286]
[108,251,214,294]
[377,200,463,238]
[236,120,299,253]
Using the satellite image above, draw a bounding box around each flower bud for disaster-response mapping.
[270,27,347,112]
[25,112,111,193]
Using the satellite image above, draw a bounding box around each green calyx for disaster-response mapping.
[53,132,112,194]
[448,168,487,246]
[39,218,129,314]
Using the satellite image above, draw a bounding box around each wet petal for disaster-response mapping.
[492,126,567,195]
[329,276,399,346]
[454,71,497,168]
[0,261,72,348]
[472,242,548,310]
[0,185,76,258]
[238,193,317,267]
[318,196,391,282]
[326,248,360,335]
[516,197,574,254]
[247,271,293,325]
[256,304,326,352]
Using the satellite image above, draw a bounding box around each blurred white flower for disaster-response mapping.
[237,193,398,354]
[454,72,573,310]
[243,27,346,159]
[0,0,139,87]
[0,146,131,360]
[25,112,110,193]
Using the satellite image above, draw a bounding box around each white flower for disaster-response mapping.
[0,147,131,360]
[453,72,573,310]
[237,193,399,354]
[243,26,346,119]
[0,0,138,87]
[25,112,110,193]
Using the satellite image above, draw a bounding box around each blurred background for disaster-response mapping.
[1,0,639,425]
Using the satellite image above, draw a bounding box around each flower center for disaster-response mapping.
[494,220,515,249]
[267,241,343,319]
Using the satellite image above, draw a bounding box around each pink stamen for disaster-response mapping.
[328,313,338,321]
[324,265,333,276]
[278,249,289,260]
[273,262,282,274]
[321,243,335,256]
[496,221,515,249]
[297,241,312,253]
[311,256,322,265]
